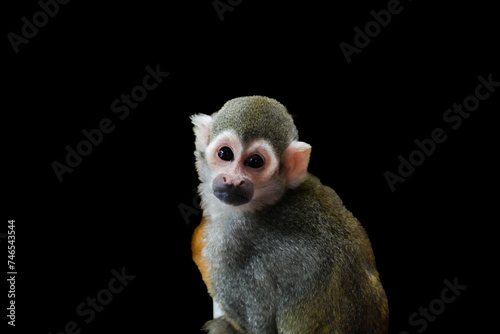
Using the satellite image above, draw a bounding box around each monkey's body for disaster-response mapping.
[193,175,388,334]
[191,96,388,333]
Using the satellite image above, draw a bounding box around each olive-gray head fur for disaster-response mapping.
[210,96,298,155]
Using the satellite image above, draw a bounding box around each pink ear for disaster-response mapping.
[190,114,213,152]
[284,141,311,187]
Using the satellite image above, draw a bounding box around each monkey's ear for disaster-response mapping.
[190,113,213,152]
[283,141,311,188]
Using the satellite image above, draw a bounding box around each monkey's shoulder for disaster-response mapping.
[292,174,343,207]
[277,174,353,223]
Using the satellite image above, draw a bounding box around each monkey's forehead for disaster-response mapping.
[210,96,298,153]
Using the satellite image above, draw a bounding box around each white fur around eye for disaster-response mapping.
[244,140,279,177]
[205,130,243,167]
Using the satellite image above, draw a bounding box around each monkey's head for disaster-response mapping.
[191,96,311,213]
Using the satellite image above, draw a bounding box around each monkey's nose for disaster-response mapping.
[222,176,245,187]
[213,174,254,206]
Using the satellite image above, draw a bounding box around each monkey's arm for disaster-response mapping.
[192,215,211,289]
[192,215,224,319]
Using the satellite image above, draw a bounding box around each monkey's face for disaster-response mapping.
[204,130,281,207]
[191,98,311,213]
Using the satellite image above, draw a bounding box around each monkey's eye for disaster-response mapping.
[244,154,264,169]
[217,146,234,161]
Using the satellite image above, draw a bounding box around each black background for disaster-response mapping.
[3,0,498,333]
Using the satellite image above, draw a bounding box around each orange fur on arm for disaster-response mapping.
[191,215,212,293]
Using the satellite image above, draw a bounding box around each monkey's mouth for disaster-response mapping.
[213,188,253,206]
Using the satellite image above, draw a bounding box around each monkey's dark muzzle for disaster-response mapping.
[212,174,254,206]
[213,185,253,206]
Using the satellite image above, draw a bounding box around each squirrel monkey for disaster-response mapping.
[191,96,388,334]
